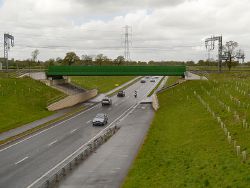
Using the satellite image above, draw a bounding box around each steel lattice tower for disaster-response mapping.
[123,25,131,61]
[4,33,14,72]
[205,35,222,72]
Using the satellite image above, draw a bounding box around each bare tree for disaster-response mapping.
[114,56,125,66]
[31,49,40,62]
[222,41,238,71]
[82,55,93,65]
[95,54,108,66]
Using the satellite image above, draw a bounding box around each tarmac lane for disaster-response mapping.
[0,76,161,188]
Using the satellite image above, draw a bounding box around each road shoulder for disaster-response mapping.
[56,104,154,188]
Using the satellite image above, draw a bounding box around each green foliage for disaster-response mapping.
[114,56,125,66]
[63,52,80,66]
[71,76,135,93]
[123,73,250,188]
[0,78,64,133]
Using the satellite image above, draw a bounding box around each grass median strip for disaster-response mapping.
[123,75,250,188]
[147,77,165,97]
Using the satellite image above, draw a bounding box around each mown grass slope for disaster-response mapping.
[166,76,181,86]
[0,78,64,133]
[71,76,135,93]
[123,73,250,188]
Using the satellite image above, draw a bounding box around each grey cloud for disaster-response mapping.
[0,0,250,62]
[73,0,187,15]
[75,0,186,7]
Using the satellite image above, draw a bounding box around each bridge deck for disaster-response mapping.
[46,66,186,76]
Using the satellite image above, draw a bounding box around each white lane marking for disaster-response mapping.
[27,103,138,188]
[48,140,57,147]
[15,156,29,165]
[70,129,78,134]
[27,79,157,188]
[0,104,99,153]
[86,120,91,124]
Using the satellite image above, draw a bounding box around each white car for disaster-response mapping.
[102,97,112,106]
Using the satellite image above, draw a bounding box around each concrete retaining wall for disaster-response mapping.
[47,89,98,111]
[152,94,159,111]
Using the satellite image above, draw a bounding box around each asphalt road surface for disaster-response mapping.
[56,103,154,188]
[0,76,162,188]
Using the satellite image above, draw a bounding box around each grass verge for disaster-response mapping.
[0,105,85,146]
[123,73,250,188]
[165,76,182,86]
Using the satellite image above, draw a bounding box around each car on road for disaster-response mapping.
[140,79,146,83]
[145,76,150,79]
[117,90,125,97]
[150,79,156,82]
[92,113,108,126]
[102,97,112,106]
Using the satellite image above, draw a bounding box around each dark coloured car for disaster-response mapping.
[150,79,156,82]
[102,97,112,106]
[140,79,146,83]
[92,113,108,126]
[117,90,125,97]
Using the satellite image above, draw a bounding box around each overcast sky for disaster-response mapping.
[0,0,250,62]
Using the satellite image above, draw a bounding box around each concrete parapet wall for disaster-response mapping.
[47,89,98,111]
[152,94,159,111]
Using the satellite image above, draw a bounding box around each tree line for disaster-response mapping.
[1,46,248,70]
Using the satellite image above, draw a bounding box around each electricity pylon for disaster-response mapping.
[205,35,222,72]
[123,25,132,62]
[4,33,14,72]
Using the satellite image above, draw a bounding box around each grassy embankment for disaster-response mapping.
[0,77,65,133]
[71,76,135,93]
[166,76,182,86]
[123,72,250,188]
[188,66,250,71]
[0,75,135,133]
